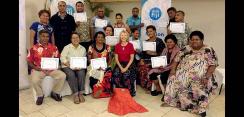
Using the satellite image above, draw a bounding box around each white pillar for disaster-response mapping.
[19,0,30,90]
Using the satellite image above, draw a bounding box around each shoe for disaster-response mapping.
[78,93,85,103]
[36,95,44,105]
[73,95,80,104]
[199,112,206,117]
[157,91,162,94]
[151,90,158,96]
[51,92,62,101]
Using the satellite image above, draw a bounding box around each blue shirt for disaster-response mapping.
[30,22,53,44]
[126,16,141,28]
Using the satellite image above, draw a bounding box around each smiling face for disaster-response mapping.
[96,34,105,44]
[97,8,105,18]
[76,2,84,12]
[189,35,203,50]
[105,27,113,36]
[39,32,49,45]
[71,34,80,46]
[132,30,140,40]
[175,12,184,22]
[120,31,129,43]
[39,12,49,24]
[166,38,176,49]
[116,15,123,24]
[146,28,156,39]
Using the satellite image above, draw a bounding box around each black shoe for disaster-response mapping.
[51,92,62,101]
[200,112,206,117]
[151,90,158,96]
[36,95,44,105]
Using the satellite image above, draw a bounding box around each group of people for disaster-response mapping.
[27,1,219,117]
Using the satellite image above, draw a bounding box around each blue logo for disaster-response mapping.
[149,7,162,20]
[66,5,75,16]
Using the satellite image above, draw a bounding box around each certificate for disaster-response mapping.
[95,18,107,28]
[90,57,107,70]
[73,12,87,22]
[70,57,87,69]
[41,57,59,70]
[105,36,119,46]
[114,28,126,36]
[142,41,156,51]
[130,40,140,50]
[169,22,185,33]
[151,56,167,68]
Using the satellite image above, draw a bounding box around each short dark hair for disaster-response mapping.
[167,7,176,12]
[103,25,114,35]
[39,30,49,36]
[164,34,177,44]
[177,10,185,16]
[76,1,84,6]
[38,9,50,18]
[70,32,79,39]
[131,28,139,33]
[115,13,123,18]
[132,7,139,11]
[146,25,156,31]
[94,31,106,41]
[190,31,204,40]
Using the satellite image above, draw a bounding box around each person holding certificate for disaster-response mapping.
[112,30,137,96]
[60,32,86,104]
[162,31,218,117]
[139,25,165,93]
[91,6,112,40]
[147,34,180,97]
[114,13,131,34]
[84,31,112,98]
[74,1,92,52]
[167,10,191,49]
[27,30,66,105]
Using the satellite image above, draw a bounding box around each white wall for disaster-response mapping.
[25,0,224,67]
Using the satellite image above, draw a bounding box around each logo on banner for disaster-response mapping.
[149,7,162,20]
[66,5,75,16]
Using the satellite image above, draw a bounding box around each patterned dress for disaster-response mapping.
[164,45,218,115]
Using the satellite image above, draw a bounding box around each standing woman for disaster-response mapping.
[60,32,86,104]
[114,13,131,34]
[29,9,54,48]
[112,30,136,96]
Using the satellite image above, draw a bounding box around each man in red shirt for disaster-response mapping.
[27,30,66,105]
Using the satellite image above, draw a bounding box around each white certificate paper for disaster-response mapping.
[130,40,140,50]
[114,28,126,36]
[70,57,87,69]
[151,56,167,68]
[142,41,156,51]
[90,57,107,70]
[169,22,185,33]
[95,19,107,28]
[105,36,119,46]
[41,57,59,70]
[73,12,87,22]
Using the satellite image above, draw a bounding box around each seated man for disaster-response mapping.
[27,30,66,105]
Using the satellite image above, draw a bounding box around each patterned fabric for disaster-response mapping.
[88,44,111,61]
[138,61,152,90]
[172,22,191,49]
[75,18,91,42]
[164,45,218,115]
[27,43,59,67]
[29,22,53,44]
[112,62,137,96]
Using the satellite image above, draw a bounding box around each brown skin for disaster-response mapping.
[169,35,216,86]
[167,12,184,34]
[105,27,113,36]
[167,10,176,20]
[30,12,55,48]
[146,28,158,56]
[28,32,50,74]
[58,1,67,16]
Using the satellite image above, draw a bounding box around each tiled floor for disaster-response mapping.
[19,86,225,117]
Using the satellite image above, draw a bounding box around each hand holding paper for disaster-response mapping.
[143,41,156,51]
[90,57,107,70]
[41,57,59,70]
[151,56,167,68]
[70,57,87,69]
[105,36,119,46]
[169,22,185,33]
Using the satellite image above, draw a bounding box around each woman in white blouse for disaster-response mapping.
[61,32,87,104]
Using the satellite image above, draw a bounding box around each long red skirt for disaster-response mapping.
[108,88,148,115]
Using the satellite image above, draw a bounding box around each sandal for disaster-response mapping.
[79,94,85,103]
[73,95,80,104]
